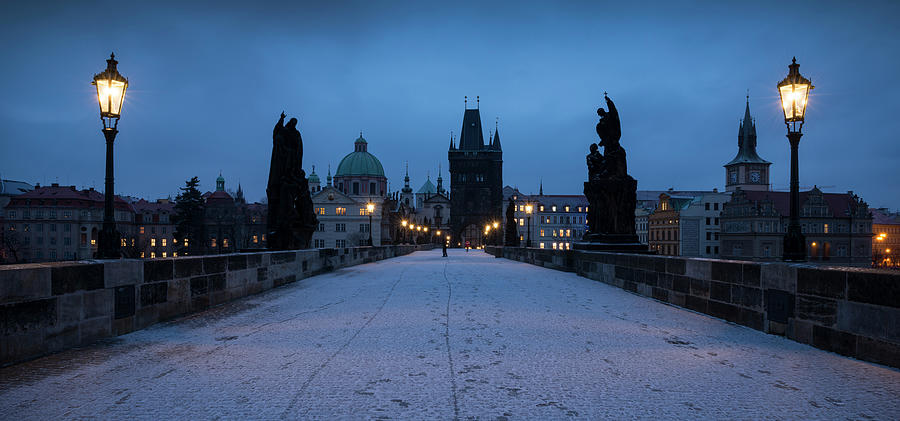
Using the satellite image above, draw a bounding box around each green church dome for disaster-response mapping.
[335,134,385,178]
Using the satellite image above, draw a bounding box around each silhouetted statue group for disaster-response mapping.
[267,112,317,250]
[577,95,641,250]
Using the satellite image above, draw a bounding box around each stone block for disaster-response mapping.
[190,275,208,296]
[637,283,652,297]
[710,281,731,303]
[135,306,159,330]
[764,289,794,324]
[0,266,51,304]
[174,257,204,278]
[103,260,143,288]
[652,287,669,302]
[143,260,173,283]
[789,319,814,345]
[168,278,190,307]
[226,269,253,289]
[0,298,57,335]
[83,289,111,319]
[796,294,837,326]
[669,291,686,307]
[672,275,690,294]
[847,271,900,309]
[708,300,740,323]
[657,273,673,290]
[690,278,709,298]
[45,324,79,353]
[623,281,638,293]
[665,258,686,275]
[208,273,226,292]
[227,254,247,271]
[257,267,268,282]
[797,268,846,299]
[271,252,296,264]
[114,285,135,320]
[273,274,297,288]
[80,316,111,345]
[767,321,787,336]
[741,264,761,287]
[738,309,764,331]
[113,316,135,336]
[812,325,857,357]
[203,256,226,274]
[856,336,900,368]
[684,295,708,313]
[614,266,633,282]
[51,264,104,295]
[246,253,262,268]
[733,286,761,309]
[191,295,210,312]
[760,263,796,292]
[57,293,82,327]
[711,261,742,284]
[139,282,168,307]
[836,301,900,343]
[685,259,711,280]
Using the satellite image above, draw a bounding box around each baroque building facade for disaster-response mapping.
[720,187,872,266]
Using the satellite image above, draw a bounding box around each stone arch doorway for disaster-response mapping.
[461,224,483,249]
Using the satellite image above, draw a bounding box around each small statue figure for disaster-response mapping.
[586,143,604,181]
[505,197,520,246]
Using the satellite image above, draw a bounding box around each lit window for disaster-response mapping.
[211,238,217,248]
[223,238,229,248]
[184,238,189,247]
[140,226,145,234]
[553,229,557,237]
[121,238,127,247]
[336,207,347,216]
[824,223,829,234]
[564,206,569,212]
[315,207,326,215]
[261,235,266,241]
[173,252,178,257]
[552,206,557,212]
[519,219,524,226]
[140,252,145,258]
[91,238,96,245]
[540,229,545,236]
[359,208,367,216]
[162,238,167,247]
[566,229,571,237]
[566,243,571,250]
[151,238,156,247]
[540,206,545,212]
[162,252,167,258]
[150,252,156,258]
[539,242,545,249]
[253,235,258,244]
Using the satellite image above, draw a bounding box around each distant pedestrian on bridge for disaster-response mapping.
[442,239,448,257]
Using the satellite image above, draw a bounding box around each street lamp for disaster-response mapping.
[777,57,813,262]
[525,204,534,248]
[92,53,128,259]
[366,202,375,246]
[492,221,499,246]
[401,219,407,244]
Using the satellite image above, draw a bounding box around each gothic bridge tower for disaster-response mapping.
[448,97,503,247]
[725,95,772,192]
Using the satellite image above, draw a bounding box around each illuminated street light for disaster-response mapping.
[366,203,375,246]
[92,53,128,259]
[525,204,534,248]
[777,57,814,262]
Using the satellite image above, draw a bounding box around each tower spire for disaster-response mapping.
[539,178,543,196]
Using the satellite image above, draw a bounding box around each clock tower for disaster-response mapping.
[724,96,771,192]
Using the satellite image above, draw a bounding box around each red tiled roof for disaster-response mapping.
[132,199,174,213]
[8,185,134,211]
[740,189,859,217]
[872,208,900,225]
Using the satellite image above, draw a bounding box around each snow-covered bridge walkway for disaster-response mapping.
[1,249,898,419]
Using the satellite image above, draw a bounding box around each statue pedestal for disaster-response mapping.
[575,178,650,253]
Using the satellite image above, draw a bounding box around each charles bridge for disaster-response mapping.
[1,247,899,419]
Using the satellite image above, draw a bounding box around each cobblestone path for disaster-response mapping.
[1,250,898,419]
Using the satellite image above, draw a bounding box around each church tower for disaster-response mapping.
[448,97,503,246]
[725,96,771,191]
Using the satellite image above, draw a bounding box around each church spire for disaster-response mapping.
[539,178,543,196]
[402,161,412,194]
[492,117,502,150]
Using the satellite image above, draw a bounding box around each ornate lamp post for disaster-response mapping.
[366,203,375,246]
[525,204,533,247]
[92,53,128,259]
[777,57,813,262]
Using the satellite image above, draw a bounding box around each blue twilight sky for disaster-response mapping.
[1,1,899,210]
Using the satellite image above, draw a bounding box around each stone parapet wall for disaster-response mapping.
[486,246,900,369]
[1,245,432,366]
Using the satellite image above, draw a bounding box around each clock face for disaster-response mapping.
[729,172,737,183]
[750,171,761,183]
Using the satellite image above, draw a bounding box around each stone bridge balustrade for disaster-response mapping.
[486,246,900,369]
[0,245,433,367]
